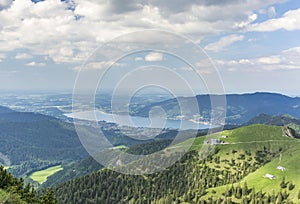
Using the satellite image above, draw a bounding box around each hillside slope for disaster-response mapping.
[0,106,90,176]
[53,124,300,203]
[0,105,186,181]
[246,113,300,126]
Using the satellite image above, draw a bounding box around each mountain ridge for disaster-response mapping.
[132,92,300,124]
[246,113,300,126]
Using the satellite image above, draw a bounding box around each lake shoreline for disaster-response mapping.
[65,110,211,130]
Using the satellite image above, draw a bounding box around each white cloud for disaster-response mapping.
[257,56,281,64]
[248,8,300,32]
[0,0,290,65]
[26,61,46,67]
[73,61,126,71]
[217,46,300,71]
[15,53,32,59]
[204,34,244,52]
[282,46,300,66]
[73,62,109,71]
[0,0,12,10]
[195,59,214,74]
[145,52,163,62]
[248,38,257,42]
[234,13,258,29]
[134,57,143,61]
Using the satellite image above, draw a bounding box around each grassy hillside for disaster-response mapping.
[42,157,103,188]
[29,165,63,184]
[240,143,300,198]
[221,124,287,142]
[54,124,300,203]
[194,125,300,202]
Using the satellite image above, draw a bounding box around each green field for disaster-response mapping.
[238,142,300,199]
[191,124,300,202]
[200,143,300,202]
[29,165,63,184]
[109,145,128,150]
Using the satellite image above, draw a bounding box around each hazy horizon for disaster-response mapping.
[0,89,299,98]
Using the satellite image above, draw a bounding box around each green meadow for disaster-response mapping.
[194,125,300,202]
[29,165,63,184]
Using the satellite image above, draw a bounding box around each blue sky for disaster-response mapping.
[0,0,299,96]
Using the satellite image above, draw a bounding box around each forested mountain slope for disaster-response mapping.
[54,124,300,203]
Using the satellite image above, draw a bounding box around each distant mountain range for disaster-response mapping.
[0,105,16,114]
[132,92,300,124]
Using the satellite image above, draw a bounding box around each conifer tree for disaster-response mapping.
[242,182,248,196]
[280,176,287,189]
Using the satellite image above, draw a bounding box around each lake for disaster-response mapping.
[65,110,211,130]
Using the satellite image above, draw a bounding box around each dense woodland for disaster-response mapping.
[0,166,56,203]
[54,145,296,203]
[43,139,173,188]
[0,111,89,177]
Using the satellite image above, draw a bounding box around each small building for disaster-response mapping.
[221,135,228,138]
[204,138,229,145]
[204,139,221,145]
[116,159,123,166]
[264,174,276,180]
[277,166,286,171]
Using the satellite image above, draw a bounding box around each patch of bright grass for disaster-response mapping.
[29,165,63,184]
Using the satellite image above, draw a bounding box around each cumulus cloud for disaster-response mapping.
[195,59,214,74]
[217,46,300,71]
[234,13,258,29]
[26,61,46,67]
[0,0,289,65]
[134,57,143,61]
[248,8,300,32]
[204,34,244,52]
[73,61,126,71]
[0,0,12,10]
[257,56,281,64]
[145,52,163,62]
